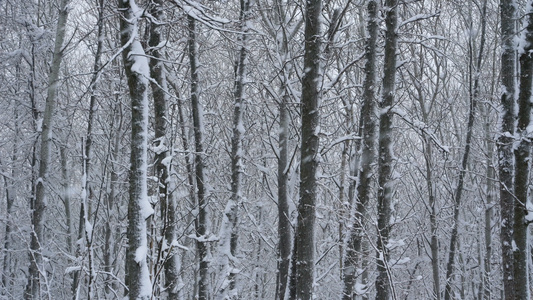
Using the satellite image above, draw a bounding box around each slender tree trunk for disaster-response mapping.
[444,2,487,298]
[425,138,441,300]
[294,0,321,298]
[342,1,378,299]
[498,1,517,299]
[104,102,123,295]
[482,104,493,300]
[1,163,15,291]
[513,1,533,298]
[71,2,104,297]
[375,0,398,299]
[271,3,293,299]
[25,1,70,298]
[187,16,209,300]
[215,1,251,298]
[59,146,73,255]
[119,0,154,298]
[2,104,19,292]
[276,88,291,300]
[147,1,183,298]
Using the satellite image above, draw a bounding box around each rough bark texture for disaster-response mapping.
[25,1,70,298]
[375,0,398,299]
[513,1,533,298]
[342,1,378,299]
[498,1,516,299]
[148,1,183,298]
[482,104,494,300]
[295,0,321,298]
[187,16,209,300]
[119,0,153,298]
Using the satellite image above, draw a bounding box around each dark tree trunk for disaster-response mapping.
[512,2,533,298]
[148,1,183,298]
[342,1,378,299]
[119,0,154,298]
[294,0,322,298]
[187,16,209,300]
[375,0,399,299]
[498,1,517,299]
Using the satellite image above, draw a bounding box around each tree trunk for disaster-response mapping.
[148,1,183,298]
[444,2,487,298]
[104,101,124,295]
[25,1,70,298]
[187,16,210,300]
[375,0,398,299]
[276,86,291,300]
[119,0,154,298]
[2,103,19,292]
[513,1,533,298]
[481,103,494,300]
[498,1,517,299]
[215,1,251,298]
[342,1,378,299]
[295,0,322,298]
[1,160,15,292]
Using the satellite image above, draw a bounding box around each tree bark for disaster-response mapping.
[119,0,154,298]
[187,16,210,300]
[147,1,183,298]
[375,0,398,299]
[25,1,70,298]
[276,85,291,300]
[295,0,322,298]
[481,103,494,300]
[342,1,378,299]
[512,1,533,298]
[498,1,517,299]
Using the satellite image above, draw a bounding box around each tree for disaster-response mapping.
[187,15,210,300]
[498,0,516,299]
[119,0,154,298]
[444,1,488,299]
[294,0,322,298]
[512,1,533,297]
[147,1,184,298]
[215,0,252,298]
[375,0,398,299]
[342,1,378,299]
[25,0,70,298]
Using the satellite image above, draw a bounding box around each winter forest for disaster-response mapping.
[3,0,533,299]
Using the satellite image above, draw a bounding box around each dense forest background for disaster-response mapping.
[1,0,533,299]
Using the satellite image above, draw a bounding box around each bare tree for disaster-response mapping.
[147,1,183,298]
[512,1,533,298]
[187,15,210,300]
[119,0,154,298]
[215,0,252,298]
[498,1,517,298]
[375,0,399,299]
[294,0,322,298]
[444,1,488,299]
[25,0,70,298]
[342,1,378,299]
